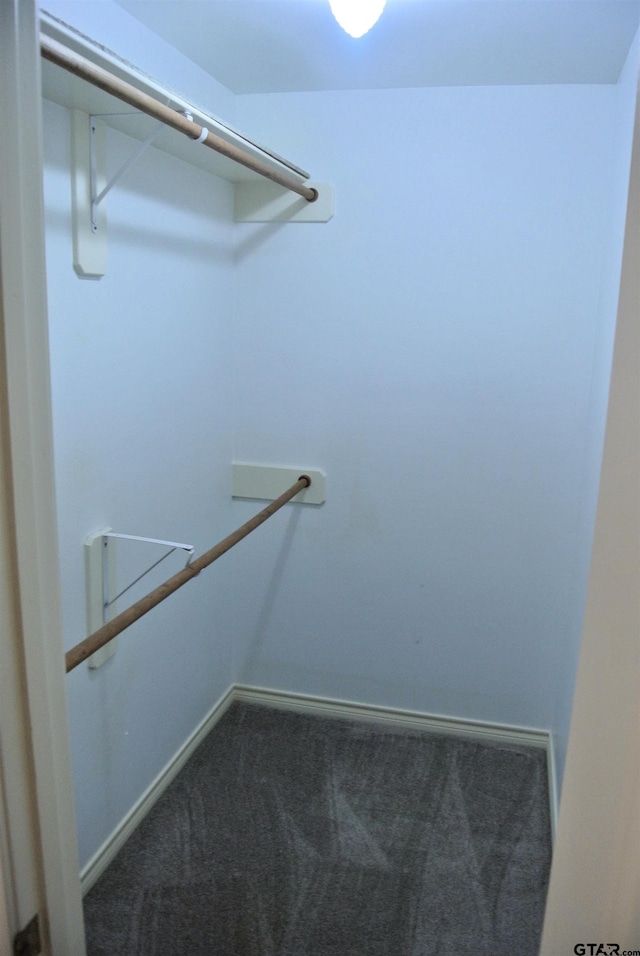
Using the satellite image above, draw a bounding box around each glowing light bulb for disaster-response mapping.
[329,0,386,38]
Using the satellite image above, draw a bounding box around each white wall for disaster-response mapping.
[233,78,635,792]
[42,2,239,869]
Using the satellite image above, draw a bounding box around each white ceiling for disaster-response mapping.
[114,0,640,94]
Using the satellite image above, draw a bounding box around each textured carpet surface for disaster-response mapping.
[84,701,552,955]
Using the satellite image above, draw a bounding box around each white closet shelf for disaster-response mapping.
[40,11,334,276]
[39,11,310,187]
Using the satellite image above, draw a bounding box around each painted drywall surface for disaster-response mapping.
[232,84,632,773]
[42,93,237,868]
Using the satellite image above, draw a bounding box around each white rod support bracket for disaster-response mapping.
[89,116,165,232]
[84,528,194,669]
[232,463,326,504]
[234,181,334,223]
[102,532,195,608]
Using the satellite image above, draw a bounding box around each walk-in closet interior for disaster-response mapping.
[37,0,640,948]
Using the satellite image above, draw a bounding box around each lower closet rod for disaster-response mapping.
[65,475,311,674]
[40,35,318,203]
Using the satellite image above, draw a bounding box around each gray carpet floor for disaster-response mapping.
[83,701,552,955]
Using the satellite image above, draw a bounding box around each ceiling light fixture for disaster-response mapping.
[328,0,386,38]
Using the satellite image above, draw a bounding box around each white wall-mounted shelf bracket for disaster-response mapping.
[234,181,334,223]
[84,528,194,669]
[72,109,107,277]
[84,527,115,669]
[73,108,191,277]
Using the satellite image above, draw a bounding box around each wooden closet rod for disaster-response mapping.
[65,475,311,674]
[40,35,318,203]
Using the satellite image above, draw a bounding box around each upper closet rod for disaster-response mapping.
[40,35,318,203]
[65,475,311,674]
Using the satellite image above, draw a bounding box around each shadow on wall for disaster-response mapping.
[233,219,292,261]
[240,504,304,680]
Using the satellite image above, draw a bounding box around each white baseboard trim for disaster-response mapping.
[81,682,556,894]
[79,684,236,895]
[234,684,550,748]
